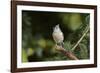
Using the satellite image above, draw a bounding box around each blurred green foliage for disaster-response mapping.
[22,10,90,62]
[22,48,28,62]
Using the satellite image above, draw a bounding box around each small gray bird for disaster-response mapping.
[52,24,64,47]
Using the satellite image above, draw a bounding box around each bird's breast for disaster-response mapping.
[52,32,64,43]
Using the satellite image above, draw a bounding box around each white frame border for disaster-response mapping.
[17,5,94,68]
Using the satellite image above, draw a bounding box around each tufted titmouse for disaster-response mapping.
[52,24,64,47]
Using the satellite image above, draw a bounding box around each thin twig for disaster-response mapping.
[71,25,89,51]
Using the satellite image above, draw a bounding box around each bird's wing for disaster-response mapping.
[52,32,64,43]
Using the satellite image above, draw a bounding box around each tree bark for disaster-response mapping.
[55,45,78,60]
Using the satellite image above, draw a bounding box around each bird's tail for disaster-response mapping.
[57,42,64,48]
